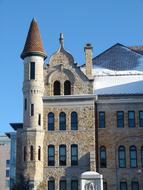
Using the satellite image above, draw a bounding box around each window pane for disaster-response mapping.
[99,112,105,128]
[30,146,34,161]
[139,111,143,127]
[132,182,139,190]
[120,182,127,190]
[48,145,55,166]
[71,112,78,130]
[141,146,143,167]
[48,113,54,131]
[60,180,66,190]
[48,180,55,190]
[6,170,9,177]
[24,98,27,111]
[128,111,135,128]
[59,145,66,166]
[64,80,71,95]
[6,160,10,167]
[31,104,34,116]
[59,112,66,130]
[118,146,126,168]
[100,146,106,168]
[130,146,137,168]
[71,180,78,190]
[117,111,124,128]
[103,182,107,190]
[71,145,78,165]
[54,81,60,95]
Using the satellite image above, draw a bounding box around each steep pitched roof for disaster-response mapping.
[21,18,47,59]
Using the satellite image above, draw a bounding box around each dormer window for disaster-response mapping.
[64,80,71,95]
[54,81,60,95]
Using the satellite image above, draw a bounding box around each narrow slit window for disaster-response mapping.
[38,114,41,126]
[31,104,34,116]
[30,62,35,80]
[24,146,27,161]
[24,98,27,111]
[139,111,143,127]
[30,145,34,161]
[38,146,41,161]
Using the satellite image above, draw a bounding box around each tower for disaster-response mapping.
[19,18,47,188]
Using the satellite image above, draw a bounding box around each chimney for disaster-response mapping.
[84,43,93,79]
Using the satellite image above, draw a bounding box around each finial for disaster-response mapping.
[59,33,64,48]
[32,17,37,22]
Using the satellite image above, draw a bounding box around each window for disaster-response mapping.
[48,112,54,131]
[120,182,127,190]
[24,98,27,111]
[48,179,55,190]
[38,114,41,126]
[54,81,60,95]
[71,112,78,130]
[100,146,107,168]
[31,104,34,116]
[6,160,10,167]
[30,145,34,161]
[6,170,9,177]
[118,146,126,168]
[128,111,135,128]
[71,144,78,166]
[130,146,137,168]
[38,146,41,161]
[141,146,143,167]
[30,62,35,80]
[71,180,78,190]
[64,80,71,95]
[59,112,66,130]
[48,145,55,166]
[5,180,10,188]
[103,182,107,190]
[99,112,105,128]
[59,145,66,166]
[24,146,27,161]
[117,111,124,128]
[139,111,143,127]
[131,181,139,190]
[60,180,66,190]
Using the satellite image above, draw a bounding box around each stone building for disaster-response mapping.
[12,18,143,190]
[0,133,11,190]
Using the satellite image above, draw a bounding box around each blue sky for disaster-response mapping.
[0,0,143,132]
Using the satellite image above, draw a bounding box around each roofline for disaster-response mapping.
[10,123,23,131]
[21,51,47,60]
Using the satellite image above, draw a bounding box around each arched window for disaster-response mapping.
[118,146,126,168]
[48,112,54,131]
[64,80,71,95]
[100,146,107,168]
[24,146,27,161]
[59,112,66,130]
[71,144,78,166]
[71,112,78,130]
[48,178,55,190]
[130,145,137,168]
[54,81,60,95]
[59,180,66,190]
[48,145,55,166]
[141,146,143,167]
[38,146,41,161]
[30,145,34,161]
[59,145,66,166]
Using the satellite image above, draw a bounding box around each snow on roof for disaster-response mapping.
[81,43,143,95]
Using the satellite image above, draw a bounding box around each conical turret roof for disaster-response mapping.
[21,18,47,59]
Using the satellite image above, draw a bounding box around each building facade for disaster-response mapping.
[0,134,11,190]
[13,19,143,190]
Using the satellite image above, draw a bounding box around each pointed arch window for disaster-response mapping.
[118,146,126,168]
[100,146,107,168]
[130,145,137,168]
[24,146,27,161]
[38,146,41,161]
[48,112,54,131]
[30,145,34,161]
[54,81,60,95]
[64,80,71,95]
[71,112,78,130]
[48,178,55,190]
[59,112,66,130]
[48,145,55,166]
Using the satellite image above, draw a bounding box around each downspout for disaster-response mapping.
[95,95,99,172]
